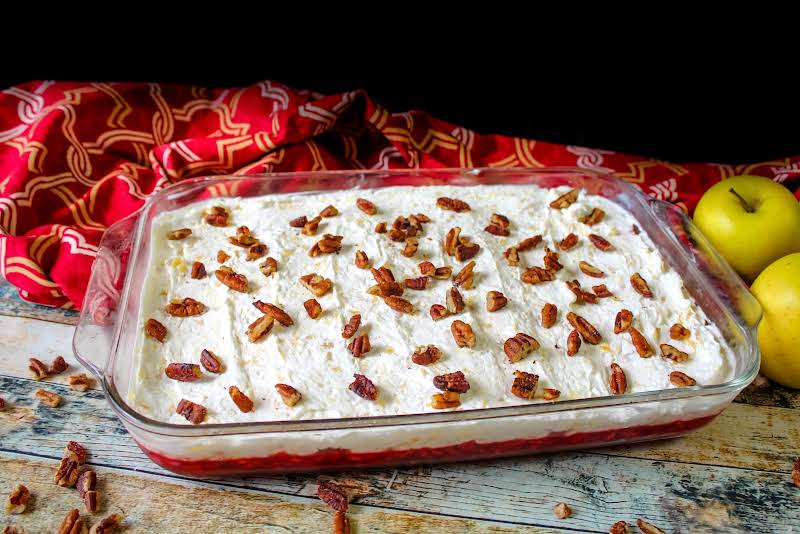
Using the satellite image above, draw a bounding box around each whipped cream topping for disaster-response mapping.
[130,185,736,425]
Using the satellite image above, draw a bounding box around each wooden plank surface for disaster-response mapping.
[0,278,78,326]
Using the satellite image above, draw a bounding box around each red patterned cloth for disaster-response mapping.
[1,80,798,309]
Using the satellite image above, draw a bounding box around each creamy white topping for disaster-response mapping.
[130,185,736,424]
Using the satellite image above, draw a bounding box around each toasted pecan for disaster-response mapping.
[431,391,461,409]
[429,304,449,321]
[5,484,30,514]
[669,371,696,387]
[614,309,633,333]
[275,383,302,406]
[433,370,470,393]
[588,234,613,251]
[203,206,229,227]
[453,261,476,289]
[319,205,338,218]
[670,323,690,340]
[630,272,653,298]
[253,301,294,326]
[342,314,361,339]
[567,330,581,356]
[578,260,604,278]
[580,207,605,225]
[176,399,206,424]
[451,320,476,348]
[549,189,578,209]
[660,343,689,362]
[412,345,442,365]
[246,314,275,342]
[558,233,579,251]
[511,370,539,400]
[349,374,378,400]
[215,266,249,292]
[486,290,508,312]
[566,312,602,344]
[303,299,322,319]
[229,386,254,413]
[404,276,428,290]
[259,257,278,277]
[200,349,224,373]
[36,389,62,407]
[348,334,371,358]
[355,250,370,269]
[629,327,654,358]
[165,297,206,317]
[164,363,202,382]
[437,197,470,212]
[541,303,558,328]
[609,363,627,395]
[446,287,465,314]
[521,266,556,284]
[300,273,333,296]
[383,296,414,314]
[504,333,539,362]
[356,198,377,215]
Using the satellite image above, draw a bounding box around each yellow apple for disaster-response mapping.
[751,253,800,388]
[693,175,800,282]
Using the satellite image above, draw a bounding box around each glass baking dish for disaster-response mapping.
[73,168,760,476]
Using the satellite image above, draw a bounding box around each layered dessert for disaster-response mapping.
[129,185,736,426]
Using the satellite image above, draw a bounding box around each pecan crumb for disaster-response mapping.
[302,216,322,236]
[247,314,275,342]
[504,333,539,362]
[275,383,302,407]
[437,196,470,212]
[402,237,419,257]
[89,513,123,534]
[319,205,339,218]
[543,388,561,400]
[176,399,206,424]
[511,370,539,400]
[253,301,294,326]
[5,484,30,514]
[300,273,333,296]
[309,234,343,256]
[614,309,633,334]
[167,228,192,240]
[342,314,361,339]
[190,261,207,279]
[355,250,370,269]
[374,221,387,233]
[549,189,578,209]
[580,207,605,225]
[356,198,377,215]
[412,345,442,365]
[203,206,229,227]
[349,374,378,400]
[553,502,572,519]
[486,290,508,312]
[259,257,278,278]
[451,320,475,348]
[348,334,371,358]
[660,343,689,363]
[217,250,230,263]
[68,374,94,392]
[669,371,697,387]
[433,370,470,393]
[229,386,254,413]
[35,389,62,407]
[609,363,627,395]
[49,356,68,375]
[431,391,461,409]
[669,323,690,340]
[636,518,666,534]
[304,299,323,319]
[200,349,224,373]
[165,297,206,317]
[541,303,557,328]
[609,521,628,534]
[429,304,449,321]
[289,215,308,228]
[558,233,579,251]
[28,357,49,380]
[453,261,476,289]
[164,363,202,382]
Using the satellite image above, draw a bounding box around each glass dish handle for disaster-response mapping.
[648,199,762,329]
[72,213,139,379]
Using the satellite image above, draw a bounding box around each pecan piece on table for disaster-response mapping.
[609,363,627,395]
[660,343,689,362]
[303,299,323,319]
[300,273,333,296]
[636,518,666,534]
[217,250,230,263]
[504,332,539,362]
[83,490,100,513]
[348,334,371,358]
[190,261,207,279]
[791,458,800,488]
[578,260,604,278]
[541,303,558,328]
[167,228,192,240]
[229,386,254,413]
[65,441,87,464]
[54,456,79,487]
[354,250,370,269]
[558,233,579,251]
[333,511,351,534]
[28,357,49,380]
[176,399,206,424]
[342,314,361,339]
[275,383,302,407]
[349,374,378,400]
[49,355,68,375]
[253,301,294,326]
[588,233,613,251]
[521,266,555,285]
[35,389,62,407]
[453,260,476,289]
[451,320,475,348]
[5,484,30,514]
[164,363,202,382]
[630,272,654,298]
[289,215,308,228]
[404,276,428,290]
[402,237,419,257]
[431,391,461,409]
[356,198,377,215]
[580,207,605,225]
[486,290,508,312]
[429,304,449,321]
[543,388,561,400]
[566,280,599,304]
[246,314,275,342]
[317,481,348,512]
[144,318,166,342]
[614,309,633,334]
[437,196,470,212]
[433,370,470,393]
[203,206,229,227]
[566,312,602,344]
[553,502,572,519]
[309,234,343,256]
[592,284,613,298]
[670,323,690,340]
[302,215,321,236]
[411,345,442,365]
[200,349,224,373]
[89,513,123,534]
[58,509,85,534]
[511,370,539,400]
[549,188,578,209]
[669,371,697,387]
[165,297,206,317]
[319,205,339,218]
[609,521,629,534]
[567,330,581,356]
[629,327,654,358]
[383,296,414,314]
[68,374,94,392]
[76,470,96,498]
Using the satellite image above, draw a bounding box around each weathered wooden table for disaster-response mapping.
[1,279,798,533]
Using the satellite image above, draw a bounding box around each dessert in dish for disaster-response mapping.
[129,184,736,425]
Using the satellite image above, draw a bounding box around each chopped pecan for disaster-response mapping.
[543,388,561,400]
[451,320,476,348]
[578,260,604,278]
[29,357,49,380]
[228,225,258,247]
[348,334,371,358]
[566,279,599,304]
[632,224,641,235]
[342,314,361,339]
[275,383,302,406]
[176,399,206,424]
[614,309,633,333]
[217,250,230,263]
[4,524,28,534]
[490,213,510,228]
[83,490,100,513]
[592,284,613,298]
[354,250,370,269]
[48,355,68,375]
[35,389,61,407]
[637,519,666,534]
[433,370,470,393]
[669,323,690,340]
[302,215,321,236]
[190,261,207,279]
[453,261,475,289]
[580,207,605,225]
[259,256,278,277]
[383,295,414,314]
[567,330,581,356]
[504,246,520,266]
[166,227,192,241]
[431,391,461,409]
[229,386,254,413]
[319,205,339,218]
[609,521,628,534]
[412,212,431,224]
[402,237,419,257]
[349,374,378,400]
[433,266,452,279]
[446,287,465,314]
[629,327,654,357]
[486,290,508,312]
[609,363,627,395]
[443,227,461,256]
[309,234,344,256]
[388,227,407,242]
[58,509,85,534]
[418,261,435,276]
[164,363,202,382]
[660,343,689,362]
[200,349,224,373]
[516,235,543,252]
[372,266,396,283]
[165,297,207,317]
[300,273,333,296]
[504,332,540,362]
[484,223,509,236]
[437,196,470,212]
[455,242,480,261]
[68,374,94,392]
[333,511,351,534]
[76,470,97,498]
[65,441,87,464]
[566,312,602,344]
[55,456,79,487]
[289,215,308,228]
[558,233,579,251]
[630,272,653,298]
[511,370,539,400]
[203,206,229,227]
[429,304,449,321]
[246,243,268,261]
[670,371,697,387]
[303,299,323,319]
[541,303,558,328]
[144,318,167,342]
[374,221,388,233]
[549,188,578,209]
[247,314,275,342]
[412,345,442,365]
[792,458,799,488]
[588,234,613,251]
[89,513,123,534]
[543,247,563,271]
[253,301,294,326]
[356,198,377,215]
[404,276,428,290]
[553,502,572,519]
[367,281,404,297]
[5,484,30,514]
[521,266,556,284]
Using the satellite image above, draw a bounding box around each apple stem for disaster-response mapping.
[729,188,755,213]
